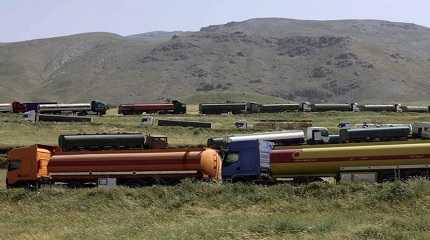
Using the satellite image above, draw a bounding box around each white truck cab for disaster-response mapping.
[307,127,330,144]
[412,122,430,139]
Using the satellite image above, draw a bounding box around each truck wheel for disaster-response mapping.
[25,182,40,190]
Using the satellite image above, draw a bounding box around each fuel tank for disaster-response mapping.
[48,148,222,181]
[6,145,222,186]
[271,143,430,177]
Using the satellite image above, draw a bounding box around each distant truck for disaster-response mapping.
[208,123,417,149]
[357,104,401,112]
[400,106,429,113]
[58,133,168,152]
[412,122,430,139]
[0,103,12,113]
[118,100,186,115]
[23,102,58,112]
[38,101,108,116]
[208,131,304,149]
[199,102,260,114]
[309,103,358,112]
[306,127,333,144]
[0,101,26,113]
[227,131,305,145]
[339,126,410,143]
[157,119,212,128]
[259,104,301,113]
[207,128,338,148]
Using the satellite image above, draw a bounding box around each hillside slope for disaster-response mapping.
[1,18,430,104]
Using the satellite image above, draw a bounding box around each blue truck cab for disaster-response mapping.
[221,140,273,181]
[91,100,108,115]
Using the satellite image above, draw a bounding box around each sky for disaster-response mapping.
[1,0,429,42]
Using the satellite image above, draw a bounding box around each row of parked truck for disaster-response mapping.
[2,100,430,116]
[7,129,430,188]
[119,101,430,115]
[0,100,186,116]
[208,122,430,148]
[199,102,430,114]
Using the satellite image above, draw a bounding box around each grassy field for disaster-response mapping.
[1,107,430,147]
[1,179,430,239]
[2,109,430,239]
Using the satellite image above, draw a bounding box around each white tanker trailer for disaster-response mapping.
[226,131,306,145]
[38,101,107,115]
[0,103,12,113]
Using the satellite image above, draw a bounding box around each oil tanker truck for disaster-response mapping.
[6,145,222,188]
[222,141,430,183]
[7,139,430,187]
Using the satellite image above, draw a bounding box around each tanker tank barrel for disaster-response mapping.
[6,145,222,187]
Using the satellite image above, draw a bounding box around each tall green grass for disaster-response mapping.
[1,180,430,239]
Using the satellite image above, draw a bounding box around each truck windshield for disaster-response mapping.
[321,130,329,137]
[8,160,20,171]
[223,152,240,166]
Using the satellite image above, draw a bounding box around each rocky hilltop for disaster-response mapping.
[1,18,430,104]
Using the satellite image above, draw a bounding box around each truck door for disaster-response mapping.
[258,140,273,173]
[417,128,423,138]
[308,128,330,144]
[222,140,273,181]
[312,130,322,143]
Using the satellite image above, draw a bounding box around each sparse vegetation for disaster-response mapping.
[1,109,430,147]
[1,179,430,239]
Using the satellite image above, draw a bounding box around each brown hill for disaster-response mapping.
[1,18,430,104]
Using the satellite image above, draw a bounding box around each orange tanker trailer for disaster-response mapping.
[6,145,222,187]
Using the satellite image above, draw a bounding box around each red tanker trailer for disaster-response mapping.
[0,101,26,113]
[118,100,186,115]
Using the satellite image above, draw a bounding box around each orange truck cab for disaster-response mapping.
[6,145,53,187]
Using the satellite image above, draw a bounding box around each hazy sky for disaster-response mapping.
[1,0,429,42]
